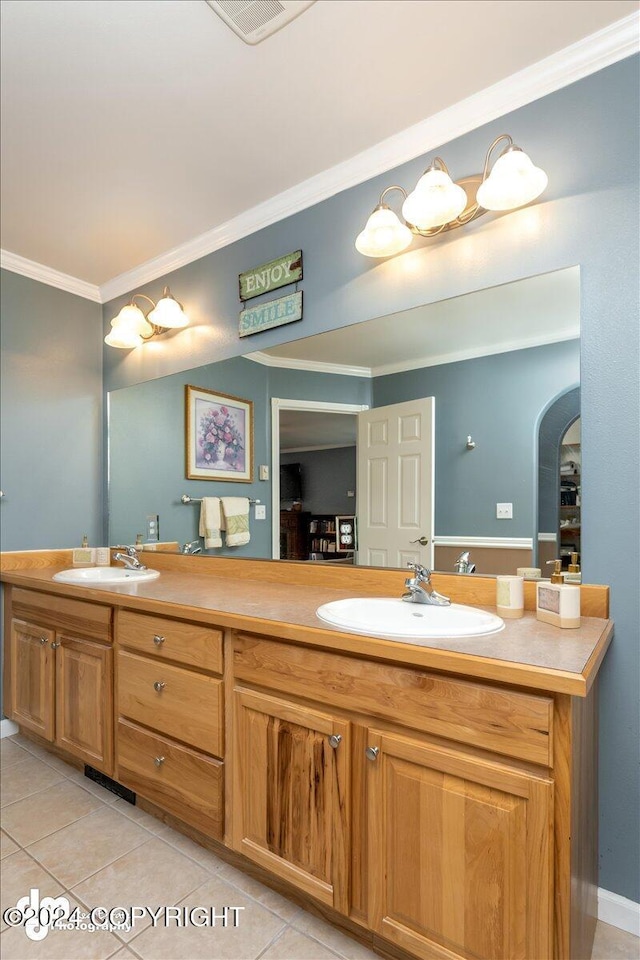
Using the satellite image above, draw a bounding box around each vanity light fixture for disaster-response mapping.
[105,287,189,349]
[355,134,548,258]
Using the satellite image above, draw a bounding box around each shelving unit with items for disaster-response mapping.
[308,514,357,563]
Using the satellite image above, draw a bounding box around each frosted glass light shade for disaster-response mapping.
[147,288,188,329]
[355,206,412,258]
[402,168,467,230]
[104,324,143,348]
[476,148,548,211]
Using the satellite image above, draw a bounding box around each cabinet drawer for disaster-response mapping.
[117,650,223,756]
[233,635,553,766]
[117,610,222,674]
[12,588,111,642]
[116,719,223,839]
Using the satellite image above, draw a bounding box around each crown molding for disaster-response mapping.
[98,13,638,303]
[0,249,101,303]
[3,15,637,305]
[245,350,373,378]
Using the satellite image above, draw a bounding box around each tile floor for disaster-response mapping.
[1,734,638,960]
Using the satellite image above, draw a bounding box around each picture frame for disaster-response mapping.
[185,385,253,482]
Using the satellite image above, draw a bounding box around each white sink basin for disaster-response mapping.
[316,597,504,642]
[53,567,160,585]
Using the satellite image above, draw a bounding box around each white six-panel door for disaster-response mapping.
[356,398,434,569]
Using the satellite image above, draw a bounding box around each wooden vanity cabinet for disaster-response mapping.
[115,609,225,839]
[232,687,350,913]
[8,589,113,774]
[232,631,563,960]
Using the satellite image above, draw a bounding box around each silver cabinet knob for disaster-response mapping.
[328,734,342,749]
[51,641,61,649]
[154,756,165,767]
[153,681,166,693]
[153,635,165,646]
[365,746,380,761]
[39,636,48,645]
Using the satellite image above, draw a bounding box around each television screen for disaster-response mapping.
[280,462,303,501]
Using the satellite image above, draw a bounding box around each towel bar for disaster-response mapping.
[180,494,260,505]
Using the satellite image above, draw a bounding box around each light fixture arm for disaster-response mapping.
[481,134,515,181]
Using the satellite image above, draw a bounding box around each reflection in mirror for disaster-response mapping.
[108,267,580,576]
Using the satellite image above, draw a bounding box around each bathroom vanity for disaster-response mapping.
[1,550,612,960]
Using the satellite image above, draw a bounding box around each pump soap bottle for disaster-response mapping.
[565,552,582,584]
[536,560,581,628]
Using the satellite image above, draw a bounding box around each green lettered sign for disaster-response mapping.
[239,291,303,338]
[239,250,302,301]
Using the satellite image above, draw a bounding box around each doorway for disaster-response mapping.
[271,399,367,559]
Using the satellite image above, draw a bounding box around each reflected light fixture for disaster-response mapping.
[355,134,548,258]
[105,287,189,349]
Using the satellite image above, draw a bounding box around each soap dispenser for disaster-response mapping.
[536,560,581,628]
[565,552,582,584]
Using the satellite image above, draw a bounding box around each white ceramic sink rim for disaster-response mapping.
[52,567,160,585]
[316,597,505,641]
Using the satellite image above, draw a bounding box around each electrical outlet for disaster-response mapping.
[496,502,513,519]
[255,504,266,520]
[146,514,159,540]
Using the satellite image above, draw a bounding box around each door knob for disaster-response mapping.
[365,746,380,761]
[153,681,166,693]
[410,537,429,546]
[328,734,342,749]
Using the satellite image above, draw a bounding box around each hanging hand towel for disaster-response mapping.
[199,497,223,549]
[221,497,250,547]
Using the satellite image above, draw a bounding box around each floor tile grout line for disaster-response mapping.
[254,921,293,959]
[0,792,116,848]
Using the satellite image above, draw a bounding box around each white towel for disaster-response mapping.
[221,497,250,547]
[199,497,222,549]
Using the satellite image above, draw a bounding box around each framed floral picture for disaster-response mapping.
[185,386,253,482]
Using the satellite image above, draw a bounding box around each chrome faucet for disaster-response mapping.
[402,562,451,606]
[113,545,147,571]
[454,551,476,574]
[181,539,202,555]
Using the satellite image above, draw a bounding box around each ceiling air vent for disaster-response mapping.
[204,0,315,45]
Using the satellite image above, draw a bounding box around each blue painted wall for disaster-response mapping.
[102,58,640,901]
[374,340,579,539]
[281,447,357,516]
[0,270,103,549]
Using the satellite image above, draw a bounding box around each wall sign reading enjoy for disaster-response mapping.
[238,250,302,301]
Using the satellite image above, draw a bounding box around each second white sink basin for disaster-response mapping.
[53,567,160,585]
[316,597,504,641]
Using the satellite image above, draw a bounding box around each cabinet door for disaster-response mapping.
[233,687,350,913]
[10,619,55,741]
[367,729,553,960]
[55,635,113,775]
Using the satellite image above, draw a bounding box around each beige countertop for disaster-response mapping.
[1,555,613,696]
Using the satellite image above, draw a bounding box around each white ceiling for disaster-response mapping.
[1,0,637,291]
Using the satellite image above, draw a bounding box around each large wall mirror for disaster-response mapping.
[108,266,580,576]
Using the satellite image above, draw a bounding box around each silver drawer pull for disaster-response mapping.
[39,636,48,645]
[153,635,165,646]
[365,746,380,761]
[328,734,342,749]
[154,756,165,767]
[51,641,61,649]
[153,681,166,693]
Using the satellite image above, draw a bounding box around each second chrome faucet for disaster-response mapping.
[402,562,451,606]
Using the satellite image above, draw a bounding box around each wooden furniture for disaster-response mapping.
[8,588,113,774]
[1,552,613,960]
[279,509,310,560]
[115,609,224,839]
[308,514,357,561]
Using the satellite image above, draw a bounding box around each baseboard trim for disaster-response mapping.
[0,718,19,738]
[598,887,640,937]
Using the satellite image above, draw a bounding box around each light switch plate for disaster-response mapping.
[255,505,266,520]
[259,465,269,480]
[496,502,513,519]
